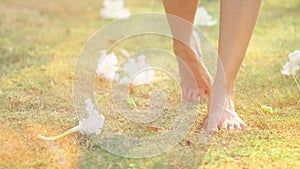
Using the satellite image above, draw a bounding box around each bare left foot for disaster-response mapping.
[174,32,212,102]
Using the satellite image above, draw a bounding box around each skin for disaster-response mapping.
[163,0,262,132]
[163,0,213,103]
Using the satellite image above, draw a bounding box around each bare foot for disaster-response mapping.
[218,95,247,130]
[174,32,212,102]
[206,93,247,133]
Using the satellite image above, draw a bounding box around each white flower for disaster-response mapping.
[121,58,137,77]
[281,61,299,75]
[79,99,105,135]
[96,50,119,80]
[100,0,130,19]
[131,69,155,86]
[288,50,300,64]
[38,98,105,141]
[119,54,155,85]
[281,50,300,76]
[195,6,217,27]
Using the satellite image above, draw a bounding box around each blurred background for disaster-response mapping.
[0,0,299,168]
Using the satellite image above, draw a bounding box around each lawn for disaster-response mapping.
[0,0,299,168]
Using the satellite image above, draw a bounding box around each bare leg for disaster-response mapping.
[207,0,262,132]
[163,0,212,102]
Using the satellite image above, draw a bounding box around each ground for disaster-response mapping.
[0,0,299,168]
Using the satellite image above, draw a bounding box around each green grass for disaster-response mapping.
[1,0,300,168]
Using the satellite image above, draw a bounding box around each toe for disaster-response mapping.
[228,123,235,130]
[181,87,188,100]
[219,121,228,130]
[186,89,193,102]
[191,88,199,103]
[237,118,247,129]
[234,123,242,130]
[206,126,218,134]
[198,89,205,102]
[184,88,199,103]
[206,122,218,134]
[240,122,247,129]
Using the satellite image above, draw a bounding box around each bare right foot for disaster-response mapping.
[206,94,247,133]
[174,32,212,102]
[205,76,247,133]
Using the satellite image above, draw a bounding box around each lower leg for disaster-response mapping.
[207,0,262,131]
[163,0,198,45]
[219,0,262,92]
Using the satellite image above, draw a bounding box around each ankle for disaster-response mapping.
[173,41,198,62]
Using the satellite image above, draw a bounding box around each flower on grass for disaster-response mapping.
[38,99,105,141]
[96,50,154,85]
[195,6,217,27]
[119,54,155,86]
[100,0,130,19]
[281,61,299,75]
[79,99,105,135]
[281,50,300,92]
[281,50,300,75]
[131,69,155,86]
[288,50,300,64]
[96,50,119,80]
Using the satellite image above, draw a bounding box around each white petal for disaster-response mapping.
[132,69,155,86]
[122,58,139,77]
[100,0,130,19]
[113,73,120,81]
[195,6,217,27]
[96,52,119,80]
[281,61,299,75]
[288,50,300,64]
[119,55,155,85]
[80,99,105,135]
[138,54,146,62]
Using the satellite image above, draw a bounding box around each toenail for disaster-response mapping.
[229,126,234,130]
